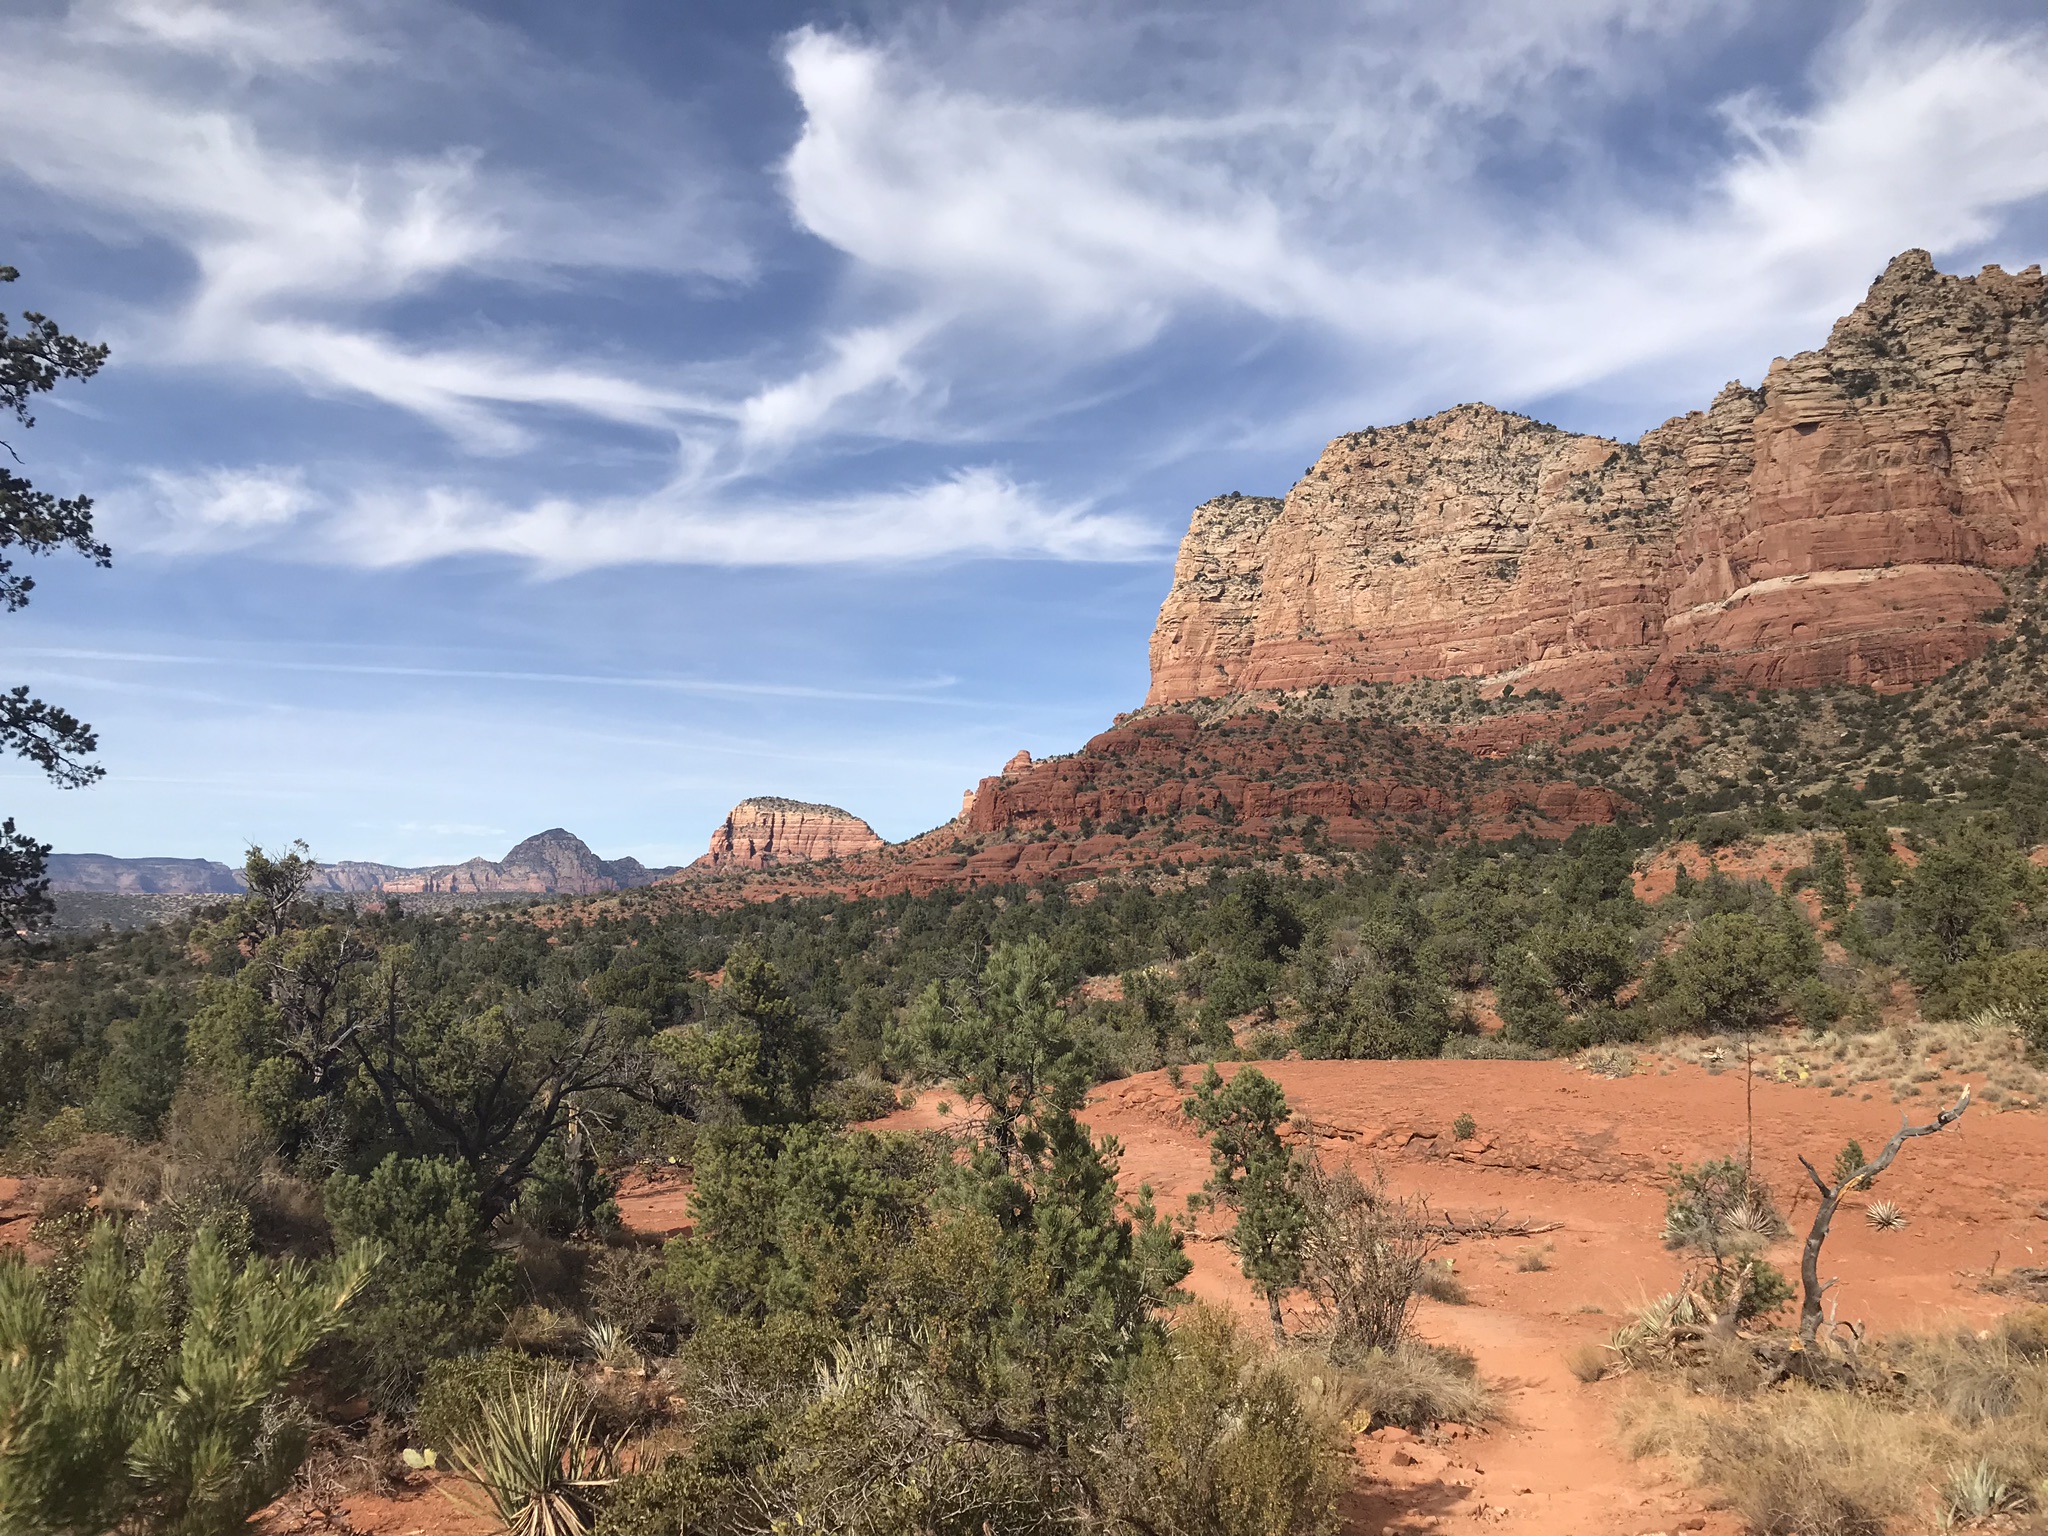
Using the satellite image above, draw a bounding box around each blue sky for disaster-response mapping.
[4,0,2048,868]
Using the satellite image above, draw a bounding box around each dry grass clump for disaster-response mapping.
[1412,1259,1469,1305]
[1668,1387,1924,1536]
[1579,1046,1638,1079]
[1618,1308,2048,1532]
[1660,1011,2043,1109]
[1565,1341,1609,1383]
[1279,1342,1493,1434]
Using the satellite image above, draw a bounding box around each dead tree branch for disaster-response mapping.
[1795,1086,1969,1351]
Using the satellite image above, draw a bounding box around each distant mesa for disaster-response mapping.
[365,828,668,896]
[692,797,885,872]
[44,854,245,896]
[46,829,678,898]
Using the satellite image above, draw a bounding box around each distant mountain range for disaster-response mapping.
[47,829,681,898]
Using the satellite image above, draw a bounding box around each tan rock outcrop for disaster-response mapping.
[374,829,657,895]
[1148,251,2048,705]
[694,797,884,871]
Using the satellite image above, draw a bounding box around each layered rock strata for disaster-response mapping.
[372,829,662,895]
[1148,252,2048,704]
[694,797,884,871]
[48,830,676,897]
[664,714,1624,905]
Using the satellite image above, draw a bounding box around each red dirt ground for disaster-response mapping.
[882,1059,2045,1536]
[243,1058,2041,1534]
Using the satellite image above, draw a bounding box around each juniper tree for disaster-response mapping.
[889,938,1091,1168]
[1184,1064,1306,1341]
[0,268,109,936]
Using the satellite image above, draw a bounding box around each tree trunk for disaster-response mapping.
[1797,1187,1845,1349]
[1796,1087,1969,1350]
[1267,1289,1286,1344]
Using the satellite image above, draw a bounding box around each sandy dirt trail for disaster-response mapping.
[1057,1056,2040,1536]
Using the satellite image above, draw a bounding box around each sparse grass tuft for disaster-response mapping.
[1412,1259,1469,1305]
[1692,1388,1923,1536]
[1514,1243,1553,1273]
[1311,1343,1494,1432]
[1580,1045,1638,1079]
[1621,1310,2048,1533]
[1565,1341,1609,1383]
[1658,1012,2043,1111]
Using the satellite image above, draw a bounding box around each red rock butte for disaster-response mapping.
[1148,251,2048,706]
[651,252,2048,905]
[691,797,885,872]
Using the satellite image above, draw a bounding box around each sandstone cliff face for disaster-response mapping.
[1148,251,2048,704]
[694,797,884,871]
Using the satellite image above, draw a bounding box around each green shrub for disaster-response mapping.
[324,1155,512,1403]
[1491,946,1568,1048]
[1641,907,1822,1035]
[1947,949,2048,1047]
[0,1222,372,1536]
[415,1348,550,1458]
[87,991,186,1141]
[1662,1159,1794,1328]
[1109,1307,1344,1536]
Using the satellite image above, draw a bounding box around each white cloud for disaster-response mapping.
[9,0,2048,576]
[140,466,315,548]
[114,463,1161,570]
[0,0,747,452]
[779,4,2048,423]
[73,0,378,71]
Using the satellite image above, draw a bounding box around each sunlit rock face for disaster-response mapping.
[694,798,885,871]
[1147,251,2048,707]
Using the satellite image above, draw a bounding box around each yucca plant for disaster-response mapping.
[448,1367,615,1536]
[581,1319,635,1371]
[1866,1200,1908,1231]
[1723,1201,1782,1237]
[1944,1457,2021,1523]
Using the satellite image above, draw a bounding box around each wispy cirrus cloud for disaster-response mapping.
[108,462,1159,569]
[0,0,749,451]
[7,0,2048,582]
[776,2,2048,432]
